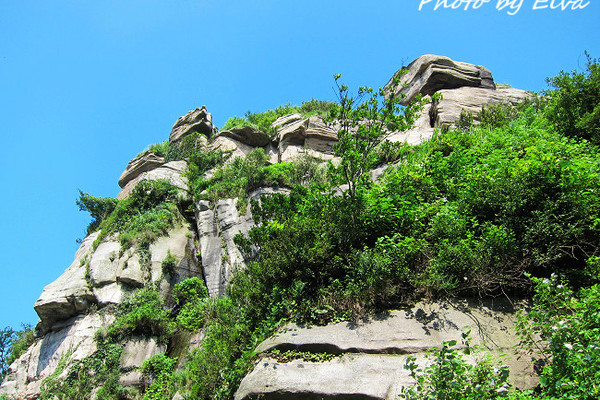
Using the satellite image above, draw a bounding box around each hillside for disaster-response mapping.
[1,54,600,400]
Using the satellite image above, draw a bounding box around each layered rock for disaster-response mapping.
[118,151,166,189]
[117,160,189,200]
[272,114,338,162]
[169,105,217,145]
[386,54,495,105]
[235,299,538,400]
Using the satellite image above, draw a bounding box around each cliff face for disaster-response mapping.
[0,55,533,400]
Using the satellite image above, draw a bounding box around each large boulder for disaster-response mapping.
[385,54,495,105]
[273,114,337,162]
[118,151,165,189]
[218,126,271,147]
[169,106,216,145]
[431,86,532,129]
[117,160,188,200]
[235,299,538,400]
[34,233,99,331]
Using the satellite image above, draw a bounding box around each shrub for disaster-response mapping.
[545,52,600,144]
[76,191,119,234]
[140,353,176,400]
[161,250,178,276]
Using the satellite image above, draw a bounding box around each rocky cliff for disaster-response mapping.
[1,55,534,400]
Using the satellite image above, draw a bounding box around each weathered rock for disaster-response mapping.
[196,188,289,297]
[0,313,114,399]
[169,106,216,145]
[219,126,271,147]
[386,54,495,105]
[118,151,165,189]
[117,160,188,200]
[120,337,166,370]
[274,115,337,162]
[34,233,98,330]
[210,134,257,161]
[235,299,538,400]
[431,86,531,129]
[386,97,435,145]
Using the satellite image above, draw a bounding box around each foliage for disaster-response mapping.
[545,52,600,144]
[95,179,181,258]
[328,74,425,198]
[221,99,335,137]
[398,332,511,400]
[161,250,178,276]
[173,277,210,332]
[140,353,176,400]
[0,324,35,381]
[76,190,119,234]
[516,274,600,400]
[166,132,209,162]
[106,287,175,343]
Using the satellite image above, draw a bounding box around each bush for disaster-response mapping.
[140,353,176,400]
[76,191,119,234]
[545,52,600,144]
[516,274,600,399]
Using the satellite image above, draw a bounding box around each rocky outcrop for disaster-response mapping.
[386,54,495,105]
[235,299,537,400]
[119,337,167,389]
[219,126,271,148]
[272,114,338,162]
[169,105,217,145]
[431,86,532,129]
[117,160,188,200]
[0,313,114,399]
[118,151,166,189]
[196,187,289,297]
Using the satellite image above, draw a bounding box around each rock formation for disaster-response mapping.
[1,55,535,400]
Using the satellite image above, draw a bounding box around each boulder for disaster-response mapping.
[118,151,165,189]
[273,115,337,163]
[34,232,99,330]
[235,299,538,400]
[431,86,532,129]
[385,54,495,105]
[117,160,188,200]
[210,135,257,161]
[169,106,216,145]
[219,126,271,147]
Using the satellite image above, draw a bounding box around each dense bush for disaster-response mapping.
[545,52,600,144]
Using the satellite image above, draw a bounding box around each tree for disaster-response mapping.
[0,327,16,380]
[545,52,600,144]
[328,74,426,199]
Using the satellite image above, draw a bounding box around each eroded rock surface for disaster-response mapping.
[236,299,538,400]
[386,54,495,105]
[117,160,188,200]
[118,151,165,189]
[169,105,217,145]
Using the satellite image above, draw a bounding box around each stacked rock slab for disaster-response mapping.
[385,54,530,130]
[235,299,538,400]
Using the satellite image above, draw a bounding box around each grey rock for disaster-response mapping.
[117,160,188,200]
[236,299,538,400]
[34,233,99,330]
[210,134,257,161]
[274,115,337,163]
[386,54,495,105]
[0,313,114,399]
[118,151,165,189]
[169,106,216,145]
[120,337,166,370]
[431,86,531,129]
[219,126,271,147]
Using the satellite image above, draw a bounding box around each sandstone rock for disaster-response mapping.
[236,299,538,400]
[118,151,165,189]
[210,134,257,161]
[386,54,495,105]
[117,160,188,200]
[386,98,435,145]
[169,106,216,145]
[34,233,99,330]
[219,126,271,147]
[431,86,531,129]
[0,313,114,399]
[195,188,289,297]
[120,337,166,370]
[274,115,337,163]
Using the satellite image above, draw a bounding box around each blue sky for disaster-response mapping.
[0,0,598,330]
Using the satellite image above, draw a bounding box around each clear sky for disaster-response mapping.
[0,0,598,330]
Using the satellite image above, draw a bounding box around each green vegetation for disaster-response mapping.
[221,98,335,136]
[41,55,600,400]
[0,325,35,381]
